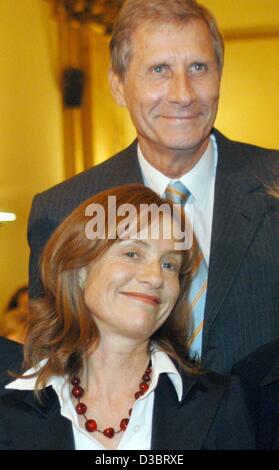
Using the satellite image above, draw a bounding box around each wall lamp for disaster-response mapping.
[0,212,17,224]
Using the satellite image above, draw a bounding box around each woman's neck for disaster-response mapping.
[71,338,152,450]
[84,337,150,402]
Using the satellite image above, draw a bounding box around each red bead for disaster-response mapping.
[142,373,150,381]
[139,382,149,393]
[135,390,144,399]
[85,419,97,432]
[72,385,84,398]
[71,377,80,386]
[120,418,129,431]
[146,367,152,374]
[76,403,87,415]
[103,427,115,438]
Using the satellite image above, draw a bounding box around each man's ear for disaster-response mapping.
[109,68,127,107]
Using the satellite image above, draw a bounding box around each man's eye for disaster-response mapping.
[190,63,208,73]
[154,65,163,73]
[152,64,168,74]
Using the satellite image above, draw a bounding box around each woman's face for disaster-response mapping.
[83,214,183,342]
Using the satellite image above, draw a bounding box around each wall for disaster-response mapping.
[206,0,279,148]
[216,36,279,148]
[90,32,136,166]
[0,0,64,313]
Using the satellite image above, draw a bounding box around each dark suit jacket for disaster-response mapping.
[0,338,255,450]
[232,338,279,450]
[0,337,22,385]
[28,129,279,374]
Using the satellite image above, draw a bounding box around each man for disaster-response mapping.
[28,0,279,374]
[232,338,279,450]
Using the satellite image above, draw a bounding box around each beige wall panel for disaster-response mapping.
[0,0,64,313]
[91,32,136,166]
[203,0,279,30]
[216,37,279,148]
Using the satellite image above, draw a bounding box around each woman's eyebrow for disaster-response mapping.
[117,239,150,248]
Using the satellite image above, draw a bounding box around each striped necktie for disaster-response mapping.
[165,181,208,358]
[165,180,190,207]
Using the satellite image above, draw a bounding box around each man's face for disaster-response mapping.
[110,19,221,159]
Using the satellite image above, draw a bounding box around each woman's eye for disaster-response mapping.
[124,251,138,258]
[162,261,177,271]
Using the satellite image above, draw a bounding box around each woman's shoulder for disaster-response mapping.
[0,337,23,387]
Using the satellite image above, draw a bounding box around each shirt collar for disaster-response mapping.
[147,346,183,401]
[5,348,183,402]
[5,359,66,393]
[137,134,218,208]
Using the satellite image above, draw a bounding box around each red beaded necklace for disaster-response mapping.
[71,363,152,439]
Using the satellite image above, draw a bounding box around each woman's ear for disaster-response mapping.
[108,68,127,107]
[79,268,87,288]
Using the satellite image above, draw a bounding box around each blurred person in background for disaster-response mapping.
[5,286,29,313]
[0,286,29,343]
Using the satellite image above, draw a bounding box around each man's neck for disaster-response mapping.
[138,137,211,178]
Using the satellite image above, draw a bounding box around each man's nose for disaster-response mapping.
[167,71,195,106]
[137,261,163,289]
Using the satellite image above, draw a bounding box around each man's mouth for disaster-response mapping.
[161,114,198,120]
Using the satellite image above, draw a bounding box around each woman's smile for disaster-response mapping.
[119,291,162,306]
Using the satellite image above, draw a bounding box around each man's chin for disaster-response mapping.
[158,136,207,154]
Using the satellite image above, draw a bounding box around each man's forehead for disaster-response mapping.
[132,17,209,40]
[128,18,214,63]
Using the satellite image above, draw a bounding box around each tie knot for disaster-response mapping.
[165,181,191,207]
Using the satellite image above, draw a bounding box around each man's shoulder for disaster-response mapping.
[214,129,279,164]
[38,140,139,202]
[214,129,279,185]
[179,366,230,395]
[232,339,279,387]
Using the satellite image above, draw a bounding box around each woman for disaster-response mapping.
[0,184,255,450]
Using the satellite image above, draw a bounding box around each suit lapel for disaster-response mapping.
[2,387,74,450]
[203,131,266,347]
[151,373,225,450]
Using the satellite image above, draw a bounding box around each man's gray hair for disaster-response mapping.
[110,0,224,80]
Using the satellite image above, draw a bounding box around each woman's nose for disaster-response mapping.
[137,261,163,289]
